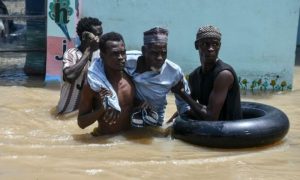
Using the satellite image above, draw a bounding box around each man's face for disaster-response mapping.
[90,25,103,39]
[196,38,221,72]
[102,40,126,71]
[143,43,167,72]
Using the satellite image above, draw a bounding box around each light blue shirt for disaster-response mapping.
[125,50,190,124]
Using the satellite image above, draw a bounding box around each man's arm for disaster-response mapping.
[173,77,194,118]
[63,47,93,83]
[205,70,234,120]
[172,82,205,119]
[77,84,120,128]
[63,33,99,83]
[172,70,233,120]
[77,83,105,129]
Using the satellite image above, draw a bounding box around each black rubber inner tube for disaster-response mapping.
[172,101,290,148]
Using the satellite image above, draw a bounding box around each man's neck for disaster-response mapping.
[136,56,150,73]
[105,69,124,82]
[201,58,219,73]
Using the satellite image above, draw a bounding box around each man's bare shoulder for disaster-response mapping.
[82,82,97,97]
[214,70,234,89]
[122,71,135,85]
[217,70,234,80]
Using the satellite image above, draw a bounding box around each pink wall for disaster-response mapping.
[46,0,82,82]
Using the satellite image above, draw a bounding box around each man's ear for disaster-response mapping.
[194,41,199,50]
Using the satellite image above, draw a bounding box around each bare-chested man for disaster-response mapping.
[77,32,135,135]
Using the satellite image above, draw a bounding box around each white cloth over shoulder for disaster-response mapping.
[125,50,191,125]
[87,58,121,112]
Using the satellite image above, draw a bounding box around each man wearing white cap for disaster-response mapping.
[172,25,242,121]
[126,27,191,127]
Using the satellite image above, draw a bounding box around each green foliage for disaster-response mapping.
[237,75,291,92]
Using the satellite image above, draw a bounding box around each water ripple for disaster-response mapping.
[85,169,104,175]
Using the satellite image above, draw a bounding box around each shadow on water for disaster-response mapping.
[72,133,112,145]
[71,131,155,145]
[72,126,173,145]
[186,138,288,152]
[72,128,157,145]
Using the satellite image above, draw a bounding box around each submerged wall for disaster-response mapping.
[46,0,300,91]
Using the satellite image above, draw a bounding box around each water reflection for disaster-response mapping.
[0,52,44,86]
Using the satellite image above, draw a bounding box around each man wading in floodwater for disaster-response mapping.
[125,27,192,127]
[77,32,135,135]
[171,25,242,121]
[56,17,103,115]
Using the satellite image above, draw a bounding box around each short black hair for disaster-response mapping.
[76,17,102,40]
[99,32,125,53]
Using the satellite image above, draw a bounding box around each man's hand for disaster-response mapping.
[98,88,112,101]
[98,88,119,125]
[93,88,112,110]
[103,107,120,125]
[82,31,99,52]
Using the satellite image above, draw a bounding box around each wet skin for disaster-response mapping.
[78,40,135,135]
